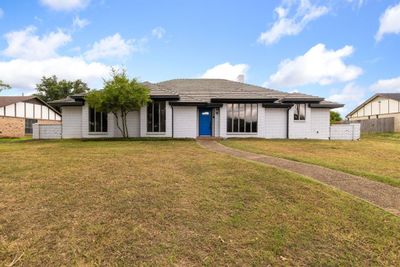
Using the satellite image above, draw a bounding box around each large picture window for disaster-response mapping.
[227,103,257,133]
[294,103,306,121]
[25,119,38,135]
[89,107,108,133]
[147,101,166,132]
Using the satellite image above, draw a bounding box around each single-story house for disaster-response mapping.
[347,93,400,132]
[50,79,344,139]
[0,96,61,137]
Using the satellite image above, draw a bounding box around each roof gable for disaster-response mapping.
[346,93,400,117]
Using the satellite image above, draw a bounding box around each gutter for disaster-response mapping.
[286,107,290,139]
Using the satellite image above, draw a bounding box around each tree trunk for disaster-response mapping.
[113,112,124,138]
[123,111,129,138]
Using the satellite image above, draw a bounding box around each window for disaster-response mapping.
[294,103,306,121]
[227,103,257,133]
[147,101,166,132]
[89,107,108,133]
[25,119,38,135]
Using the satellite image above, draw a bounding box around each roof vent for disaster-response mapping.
[237,74,245,83]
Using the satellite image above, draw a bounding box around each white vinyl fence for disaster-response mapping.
[329,123,360,140]
[33,124,62,139]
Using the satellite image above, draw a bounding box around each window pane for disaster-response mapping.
[251,104,258,133]
[102,113,108,132]
[95,111,102,132]
[153,102,160,132]
[245,104,251,132]
[233,104,239,132]
[294,104,299,120]
[89,108,95,132]
[160,102,166,132]
[227,104,232,133]
[299,104,306,120]
[147,104,153,132]
[239,104,245,132]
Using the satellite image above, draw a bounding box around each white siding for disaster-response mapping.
[49,110,55,121]
[389,99,399,113]
[42,106,49,120]
[34,104,42,119]
[0,107,4,116]
[16,102,25,117]
[62,106,83,138]
[173,106,197,138]
[265,108,287,138]
[349,96,400,120]
[288,106,330,140]
[25,103,34,118]
[5,104,15,117]
[114,111,140,138]
[330,124,360,140]
[140,102,172,137]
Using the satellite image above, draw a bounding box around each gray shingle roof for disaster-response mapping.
[378,93,400,101]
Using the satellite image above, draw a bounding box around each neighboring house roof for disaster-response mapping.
[50,79,342,108]
[0,96,61,115]
[346,93,400,117]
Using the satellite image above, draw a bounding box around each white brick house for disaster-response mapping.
[50,79,343,139]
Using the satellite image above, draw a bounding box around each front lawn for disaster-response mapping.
[0,140,399,265]
[221,133,400,188]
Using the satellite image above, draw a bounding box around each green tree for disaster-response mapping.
[34,75,90,102]
[86,69,151,138]
[330,111,343,124]
[0,80,11,92]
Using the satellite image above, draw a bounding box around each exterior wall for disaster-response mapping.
[173,106,198,138]
[81,103,115,138]
[349,111,400,132]
[348,96,400,119]
[265,108,287,139]
[61,106,83,138]
[140,101,173,137]
[0,102,61,121]
[114,111,140,138]
[33,124,62,139]
[0,117,24,137]
[219,103,265,138]
[288,106,330,140]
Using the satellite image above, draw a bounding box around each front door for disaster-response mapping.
[199,108,212,136]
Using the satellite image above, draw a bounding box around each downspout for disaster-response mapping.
[286,107,290,139]
[171,105,174,138]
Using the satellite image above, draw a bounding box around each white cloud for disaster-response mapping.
[2,26,72,60]
[258,0,329,45]
[370,76,400,92]
[267,43,363,88]
[201,62,249,82]
[0,57,109,91]
[375,3,400,42]
[73,16,90,30]
[40,0,90,11]
[84,33,145,61]
[328,83,365,103]
[151,27,166,39]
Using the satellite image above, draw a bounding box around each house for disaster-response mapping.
[50,79,344,139]
[0,96,62,137]
[346,93,400,132]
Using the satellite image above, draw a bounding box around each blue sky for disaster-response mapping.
[1,0,400,115]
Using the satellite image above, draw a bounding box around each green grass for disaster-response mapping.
[221,133,400,188]
[1,140,399,265]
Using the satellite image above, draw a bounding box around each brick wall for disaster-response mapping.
[0,117,25,137]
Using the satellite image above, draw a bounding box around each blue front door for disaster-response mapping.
[199,108,212,136]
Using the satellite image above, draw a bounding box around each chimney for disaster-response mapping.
[237,74,245,83]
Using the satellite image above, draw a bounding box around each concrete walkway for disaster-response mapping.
[198,140,400,216]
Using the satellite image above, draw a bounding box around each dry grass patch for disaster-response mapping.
[221,133,400,188]
[0,140,399,266]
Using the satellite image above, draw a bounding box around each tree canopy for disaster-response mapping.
[86,69,151,138]
[0,80,11,92]
[330,111,343,124]
[34,76,90,102]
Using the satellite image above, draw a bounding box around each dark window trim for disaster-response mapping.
[147,101,166,133]
[89,107,108,133]
[226,103,258,133]
[293,103,306,121]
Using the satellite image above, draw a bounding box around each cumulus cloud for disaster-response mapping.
[201,62,249,82]
[258,0,329,45]
[84,33,145,61]
[40,0,90,11]
[0,57,109,91]
[151,27,166,39]
[370,76,400,92]
[267,43,363,88]
[2,26,72,60]
[328,83,365,103]
[375,3,400,42]
[73,16,90,30]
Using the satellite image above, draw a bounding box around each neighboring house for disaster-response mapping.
[50,79,343,139]
[0,96,62,137]
[346,93,400,132]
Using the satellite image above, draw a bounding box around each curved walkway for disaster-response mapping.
[198,140,400,216]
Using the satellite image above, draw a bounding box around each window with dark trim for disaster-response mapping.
[147,101,166,132]
[294,103,306,121]
[227,103,257,133]
[89,107,108,133]
[25,119,38,135]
